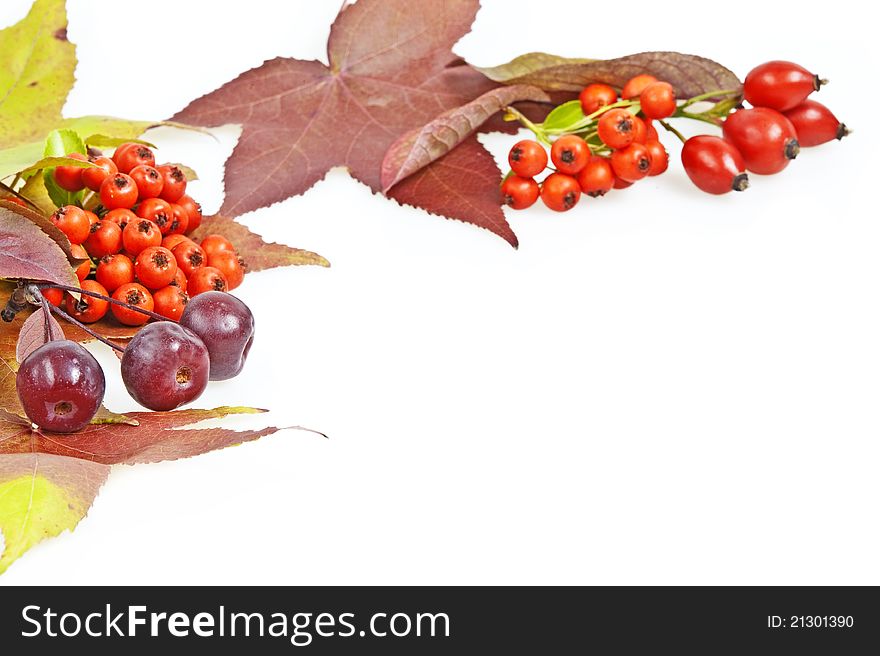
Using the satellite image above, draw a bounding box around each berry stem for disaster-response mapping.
[658,120,687,144]
[37,282,172,323]
[504,106,551,145]
[674,110,723,127]
[678,88,742,110]
[36,294,54,344]
[47,302,127,353]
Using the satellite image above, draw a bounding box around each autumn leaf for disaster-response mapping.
[381,84,549,192]
[171,0,517,234]
[0,451,110,575]
[189,215,329,271]
[475,51,742,100]
[0,204,79,288]
[0,404,284,465]
[15,303,63,363]
[0,198,82,262]
[0,0,74,149]
[388,136,519,247]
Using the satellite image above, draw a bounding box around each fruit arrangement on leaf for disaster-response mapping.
[2,141,257,423]
[499,60,848,211]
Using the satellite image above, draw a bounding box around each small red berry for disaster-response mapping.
[500,175,539,210]
[722,107,799,175]
[162,234,192,252]
[129,164,164,200]
[576,157,614,197]
[630,116,648,144]
[169,203,189,235]
[84,220,123,259]
[622,74,658,100]
[50,205,91,245]
[65,280,109,324]
[170,267,188,292]
[41,287,64,307]
[540,173,581,212]
[550,135,590,175]
[100,173,138,209]
[152,285,189,320]
[643,119,659,142]
[53,153,87,192]
[103,208,137,232]
[681,135,750,195]
[783,100,849,147]
[199,234,235,259]
[208,251,245,290]
[84,210,100,226]
[177,195,202,233]
[136,198,176,235]
[597,109,635,149]
[135,246,178,290]
[639,82,676,119]
[188,266,229,296]
[508,140,548,178]
[113,143,155,174]
[744,61,823,112]
[111,282,154,326]
[611,142,652,182]
[579,83,618,115]
[157,164,187,203]
[643,140,669,176]
[613,176,632,190]
[82,155,118,192]
[96,253,135,293]
[172,241,207,278]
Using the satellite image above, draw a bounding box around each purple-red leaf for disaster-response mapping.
[15,304,64,363]
[0,406,283,466]
[381,84,549,192]
[388,136,518,247]
[475,51,742,99]
[171,0,509,233]
[0,204,79,288]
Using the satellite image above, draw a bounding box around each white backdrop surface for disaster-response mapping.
[1,0,877,585]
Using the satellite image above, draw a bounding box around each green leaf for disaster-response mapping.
[0,452,109,575]
[541,100,586,133]
[42,168,81,208]
[18,169,56,215]
[15,155,95,180]
[84,134,156,150]
[43,128,85,158]
[0,0,76,150]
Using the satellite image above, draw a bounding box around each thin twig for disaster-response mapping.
[48,304,126,353]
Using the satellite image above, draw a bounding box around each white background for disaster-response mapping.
[1,0,877,585]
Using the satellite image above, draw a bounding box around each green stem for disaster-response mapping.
[674,110,722,127]
[679,88,741,110]
[504,106,551,145]
[658,120,686,144]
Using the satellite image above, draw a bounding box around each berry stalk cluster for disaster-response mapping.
[500,60,848,211]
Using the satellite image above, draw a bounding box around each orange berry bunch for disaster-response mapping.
[46,143,246,326]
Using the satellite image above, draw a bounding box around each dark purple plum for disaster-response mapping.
[179,291,255,381]
[120,322,209,411]
[16,340,105,433]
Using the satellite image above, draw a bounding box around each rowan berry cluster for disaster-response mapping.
[501,60,847,210]
[46,143,246,325]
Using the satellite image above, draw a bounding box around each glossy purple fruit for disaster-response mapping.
[120,322,209,411]
[179,291,255,381]
[16,340,105,433]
